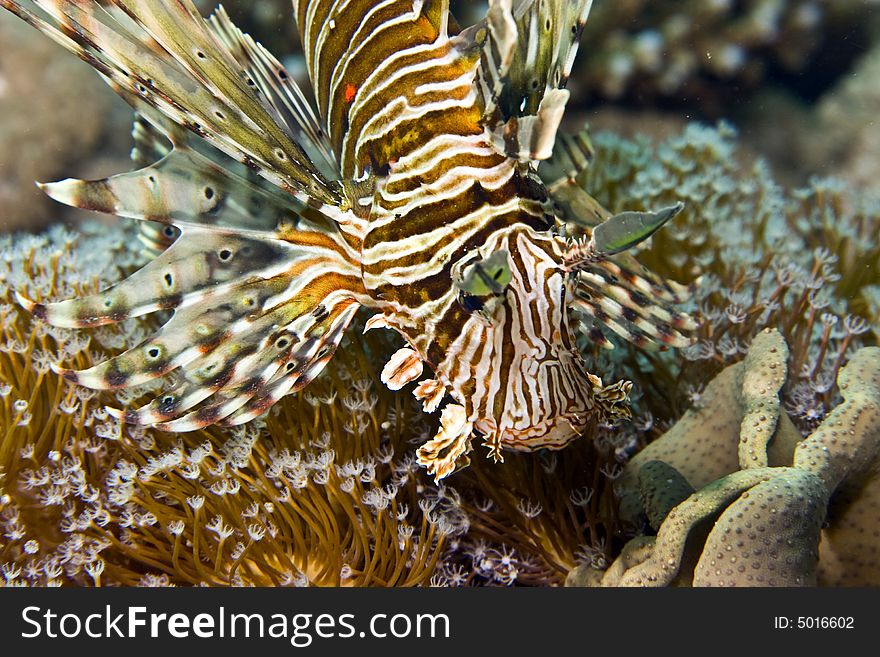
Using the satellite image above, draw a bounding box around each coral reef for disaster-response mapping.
[0,223,456,586]
[5,120,873,587]
[574,0,878,112]
[568,331,880,587]
[579,123,878,441]
[561,122,879,587]
[613,329,801,525]
[0,12,129,233]
[0,222,620,587]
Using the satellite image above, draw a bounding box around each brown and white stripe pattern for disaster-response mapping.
[5,0,696,482]
[292,0,642,480]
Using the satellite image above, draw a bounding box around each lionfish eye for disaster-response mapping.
[457,292,484,314]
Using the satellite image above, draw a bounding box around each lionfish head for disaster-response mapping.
[450,225,614,457]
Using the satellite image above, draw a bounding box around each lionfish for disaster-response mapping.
[4,0,696,481]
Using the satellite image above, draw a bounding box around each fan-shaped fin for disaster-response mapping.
[208,5,339,181]
[32,223,368,430]
[4,0,344,209]
[40,139,324,236]
[129,113,180,255]
[219,301,359,427]
[54,276,291,390]
[114,294,360,431]
[19,227,301,328]
[571,259,698,350]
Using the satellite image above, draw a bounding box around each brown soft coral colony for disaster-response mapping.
[0,227,462,586]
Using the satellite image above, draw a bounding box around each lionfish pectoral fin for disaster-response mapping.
[207,5,339,181]
[121,287,362,431]
[416,404,474,483]
[413,378,446,414]
[380,347,423,391]
[130,112,174,167]
[38,123,333,238]
[570,257,699,351]
[24,210,366,429]
[20,226,296,328]
[5,0,343,209]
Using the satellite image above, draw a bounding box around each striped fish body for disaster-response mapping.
[6,0,697,482]
[297,1,602,469]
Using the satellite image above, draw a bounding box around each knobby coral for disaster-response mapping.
[579,123,878,438]
[570,330,880,587]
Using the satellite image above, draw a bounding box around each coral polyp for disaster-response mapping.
[0,224,460,586]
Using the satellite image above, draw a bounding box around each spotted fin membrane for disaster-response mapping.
[8,0,368,430]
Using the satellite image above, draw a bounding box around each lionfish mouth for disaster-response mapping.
[475,412,590,453]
